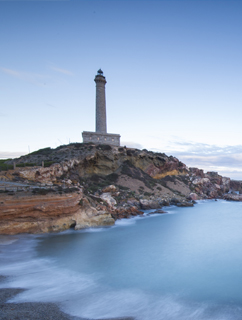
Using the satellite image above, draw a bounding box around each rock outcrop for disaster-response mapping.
[223,193,242,201]
[0,143,241,235]
[0,189,115,235]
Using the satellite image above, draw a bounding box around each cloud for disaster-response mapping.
[50,66,73,76]
[0,151,26,159]
[1,67,49,86]
[1,68,20,77]
[178,154,242,170]
[170,141,242,156]
[171,143,242,173]
[151,139,242,179]
[46,103,57,108]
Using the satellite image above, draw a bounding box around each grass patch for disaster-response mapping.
[29,147,52,156]
[16,163,37,167]
[44,161,55,167]
[0,160,13,171]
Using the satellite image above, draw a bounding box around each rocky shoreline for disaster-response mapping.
[0,143,242,235]
[1,144,242,319]
[0,286,77,320]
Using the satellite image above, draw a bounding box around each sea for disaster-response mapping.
[1,200,242,320]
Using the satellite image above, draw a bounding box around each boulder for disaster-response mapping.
[111,206,143,220]
[188,193,199,201]
[139,199,160,209]
[189,168,205,178]
[176,201,194,207]
[75,213,115,229]
[101,185,117,193]
[150,209,167,214]
[100,192,117,207]
[192,177,210,185]
[224,194,242,201]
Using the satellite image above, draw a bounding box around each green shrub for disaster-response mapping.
[44,161,55,167]
[16,163,37,167]
[30,147,52,156]
[0,160,13,171]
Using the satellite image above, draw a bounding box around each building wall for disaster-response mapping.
[82,131,120,146]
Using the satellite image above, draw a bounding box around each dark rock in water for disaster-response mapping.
[111,206,143,220]
[176,201,194,207]
[161,200,170,206]
[170,198,180,205]
[139,199,160,209]
[187,193,199,201]
[150,209,167,214]
[224,194,242,201]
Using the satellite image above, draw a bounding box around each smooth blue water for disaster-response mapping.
[1,200,242,319]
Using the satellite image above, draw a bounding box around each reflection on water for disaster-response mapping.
[1,200,242,319]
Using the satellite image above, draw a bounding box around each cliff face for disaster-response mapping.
[0,189,115,235]
[1,145,188,184]
[0,143,241,234]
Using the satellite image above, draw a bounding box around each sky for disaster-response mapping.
[1,0,242,179]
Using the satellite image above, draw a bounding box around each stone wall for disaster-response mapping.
[82,131,120,146]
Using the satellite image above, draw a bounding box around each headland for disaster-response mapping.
[0,143,241,235]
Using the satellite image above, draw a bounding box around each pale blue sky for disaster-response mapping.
[1,0,242,179]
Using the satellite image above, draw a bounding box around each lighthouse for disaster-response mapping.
[82,69,121,146]
[95,69,107,133]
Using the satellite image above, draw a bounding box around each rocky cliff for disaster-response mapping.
[0,143,241,234]
[0,188,115,235]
